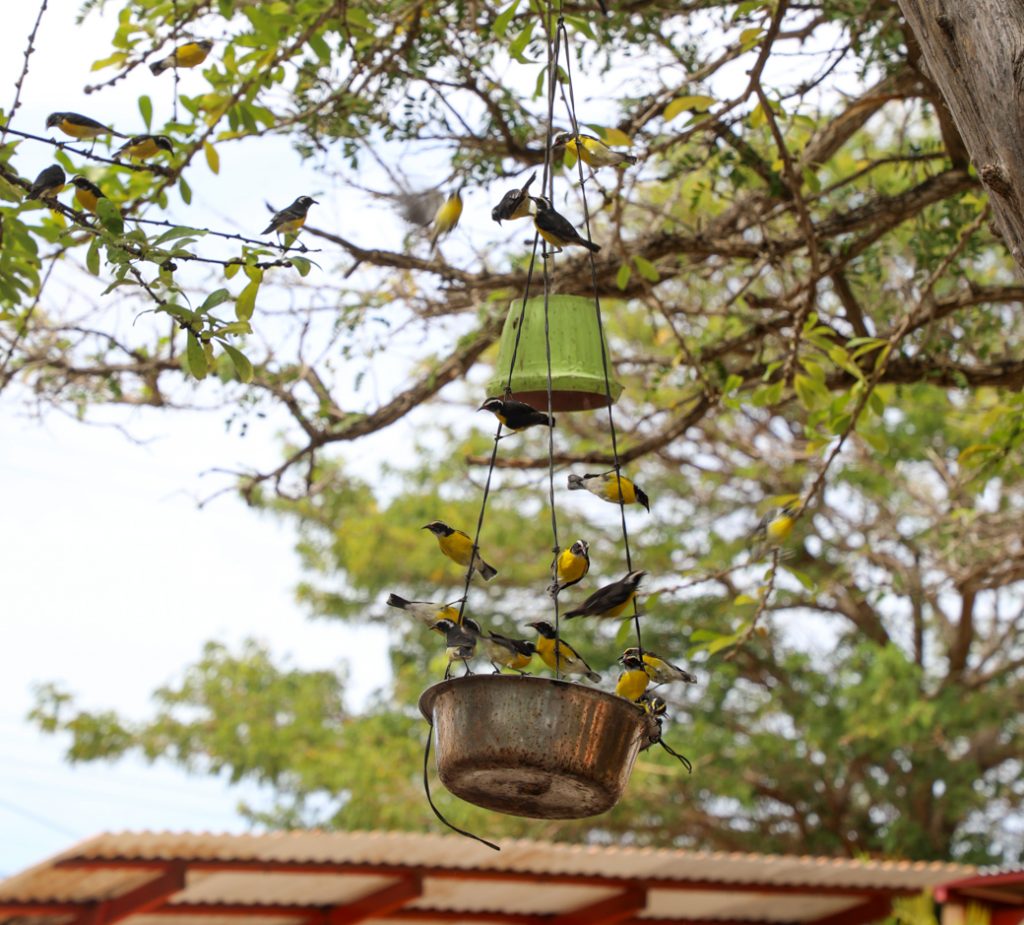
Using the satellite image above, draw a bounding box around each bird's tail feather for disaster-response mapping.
[386,593,410,609]
[479,561,498,581]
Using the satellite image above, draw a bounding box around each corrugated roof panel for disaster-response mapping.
[413,880,619,915]
[177,871,396,906]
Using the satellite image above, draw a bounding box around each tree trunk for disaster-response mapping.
[897,0,1024,267]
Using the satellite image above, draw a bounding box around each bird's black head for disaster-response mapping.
[528,620,556,638]
[295,195,318,209]
[624,570,647,588]
[551,132,571,147]
[422,520,453,536]
[462,618,482,636]
[152,135,174,153]
[45,113,65,129]
[71,176,101,194]
[570,539,589,557]
[431,618,456,633]
[621,653,645,670]
[478,397,504,413]
[621,647,640,661]
[530,195,552,211]
[196,39,214,51]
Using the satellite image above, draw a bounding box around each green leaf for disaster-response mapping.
[96,198,123,235]
[138,95,153,130]
[633,255,660,282]
[616,263,631,290]
[204,142,220,175]
[236,279,259,321]
[200,288,232,312]
[493,0,520,38]
[664,94,715,121]
[186,330,208,379]
[179,176,192,205]
[291,257,312,277]
[508,19,535,62]
[221,343,254,383]
[224,262,241,279]
[85,237,101,276]
[153,226,205,246]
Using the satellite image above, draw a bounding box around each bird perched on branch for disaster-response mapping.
[481,631,536,674]
[150,39,214,75]
[550,539,590,596]
[615,652,650,702]
[490,171,536,224]
[386,593,460,628]
[622,647,697,686]
[429,187,463,251]
[70,176,105,213]
[262,195,317,238]
[431,618,478,678]
[115,134,173,160]
[422,521,497,580]
[46,112,124,142]
[527,621,600,682]
[478,396,553,433]
[567,471,650,511]
[750,501,800,555]
[564,570,646,620]
[530,196,600,253]
[553,131,637,168]
[26,165,66,201]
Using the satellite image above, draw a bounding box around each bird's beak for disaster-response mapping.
[421,524,431,530]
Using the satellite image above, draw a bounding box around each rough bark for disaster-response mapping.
[897,0,1024,267]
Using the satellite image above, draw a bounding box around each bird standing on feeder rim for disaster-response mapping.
[46,112,125,142]
[26,165,66,201]
[550,539,590,596]
[422,521,498,580]
[478,396,554,433]
[115,134,173,160]
[622,646,697,686]
[490,171,536,224]
[386,593,462,628]
[615,652,651,702]
[262,196,318,238]
[527,621,600,682]
[568,471,650,511]
[530,196,601,253]
[429,187,463,251]
[481,631,536,674]
[553,131,638,168]
[150,39,214,75]
[563,570,646,620]
[70,177,105,214]
[431,618,478,678]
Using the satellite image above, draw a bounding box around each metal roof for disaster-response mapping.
[0,831,974,925]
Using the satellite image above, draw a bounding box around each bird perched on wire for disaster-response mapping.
[431,618,478,678]
[564,570,646,620]
[553,131,638,168]
[386,593,461,629]
[429,187,463,251]
[527,621,600,682]
[115,134,173,160]
[490,171,536,224]
[530,196,600,253]
[568,471,650,511]
[481,631,536,674]
[622,647,697,685]
[422,521,497,580]
[550,539,590,597]
[26,165,66,201]
[262,195,318,238]
[150,39,214,75]
[478,396,553,434]
[70,176,105,213]
[46,112,125,142]
[615,652,651,702]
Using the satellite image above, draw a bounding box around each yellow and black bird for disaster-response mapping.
[615,652,651,702]
[431,617,478,677]
[150,39,214,75]
[568,471,650,511]
[262,195,318,237]
[638,692,668,717]
[550,539,590,596]
[26,165,66,201]
[553,131,637,168]
[115,134,173,160]
[751,502,799,554]
[482,631,536,674]
[530,196,600,253]
[422,520,498,580]
[622,646,697,685]
[46,112,124,141]
[527,621,600,682]
[564,569,646,620]
[386,593,460,629]
[70,176,105,214]
[490,171,536,224]
[429,188,463,251]
[478,396,553,433]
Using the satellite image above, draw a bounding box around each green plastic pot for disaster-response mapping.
[485,294,623,412]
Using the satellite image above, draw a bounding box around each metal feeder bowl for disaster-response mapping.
[485,294,624,412]
[419,674,657,819]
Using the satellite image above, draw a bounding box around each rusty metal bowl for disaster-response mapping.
[419,674,658,819]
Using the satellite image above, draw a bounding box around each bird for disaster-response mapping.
[431,618,478,678]
[46,112,124,141]
[429,188,463,250]
[422,521,497,580]
[530,196,600,253]
[563,570,646,620]
[567,471,650,511]
[638,692,668,717]
[550,539,590,596]
[615,652,651,702]
[70,176,105,214]
[527,621,600,682]
[262,196,318,237]
[150,39,214,75]
[751,502,799,553]
[478,396,553,433]
[385,188,444,228]
[622,647,697,685]
[26,165,66,201]
[115,134,173,160]
[553,131,637,168]
[385,593,460,629]
[490,171,536,224]
[481,631,536,674]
